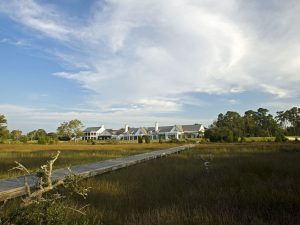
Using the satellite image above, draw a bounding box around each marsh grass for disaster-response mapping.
[67,143,300,225]
[2,143,300,225]
[0,143,179,179]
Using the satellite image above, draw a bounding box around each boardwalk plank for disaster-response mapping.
[0,144,193,201]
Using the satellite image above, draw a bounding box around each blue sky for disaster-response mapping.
[0,0,299,133]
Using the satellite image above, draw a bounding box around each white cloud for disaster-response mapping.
[0,0,72,40]
[0,38,29,46]
[260,84,288,98]
[1,0,300,115]
[0,104,202,133]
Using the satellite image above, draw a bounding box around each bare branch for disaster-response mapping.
[9,161,30,174]
[65,204,89,215]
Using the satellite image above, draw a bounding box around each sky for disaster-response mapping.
[0,0,299,133]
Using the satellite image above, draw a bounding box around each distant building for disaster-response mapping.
[82,122,205,140]
[82,125,105,140]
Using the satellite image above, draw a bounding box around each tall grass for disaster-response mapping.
[0,143,179,179]
[66,143,300,225]
[2,143,300,225]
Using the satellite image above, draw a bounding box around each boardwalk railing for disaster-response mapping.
[0,144,194,202]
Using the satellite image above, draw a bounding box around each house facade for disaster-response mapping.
[82,125,105,140]
[82,122,205,141]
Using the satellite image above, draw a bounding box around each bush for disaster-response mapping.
[144,135,150,144]
[1,152,89,225]
[37,136,48,144]
[20,135,28,144]
[138,136,143,143]
[7,198,66,225]
[168,138,180,144]
[49,139,58,145]
[206,127,236,143]
[275,132,288,142]
[240,136,246,142]
[58,136,71,141]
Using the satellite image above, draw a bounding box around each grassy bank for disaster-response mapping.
[67,142,299,225]
[0,143,179,179]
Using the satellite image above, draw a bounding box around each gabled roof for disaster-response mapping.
[174,125,184,132]
[99,129,113,136]
[147,127,156,133]
[182,124,202,132]
[139,127,148,135]
[158,126,174,133]
[115,128,125,135]
[127,128,139,135]
[83,127,102,132]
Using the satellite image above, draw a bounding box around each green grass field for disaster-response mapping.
[1,143,300,225]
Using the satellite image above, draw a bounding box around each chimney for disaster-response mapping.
[100,125,105,132]
[125,124,129,132]
[155,122,158,132]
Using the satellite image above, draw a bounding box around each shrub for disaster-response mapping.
[1,152,90,225]
[144,135,151,144]
[37,136,48,144]
[275,132,288,142]
[168,138,180,144]
[20,135,28,144]
[138,136,143,143]
[240,136,246,142]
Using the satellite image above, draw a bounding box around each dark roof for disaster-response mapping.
[158,126,173,133]
[83,127,102,132]
[105,129,120,135]
[99,129,113,136]
[115,128,125,135]
[174,125,183,132]
[147,127,156,133]
[125,128,139,135]
[182,124,202,132]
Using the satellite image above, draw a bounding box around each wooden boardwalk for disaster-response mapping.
[0,144,194,202]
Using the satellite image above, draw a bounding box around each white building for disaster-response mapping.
[82,122,205,141]
[82,125,105,140]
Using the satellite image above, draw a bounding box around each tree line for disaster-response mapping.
[205,107,300,142]
[1,106,299,144]
[0,116,83,144]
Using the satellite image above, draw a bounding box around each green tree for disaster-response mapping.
[286,107,300,135]
[276,107,300,135]
[27,130,37,141]
[47,132,58,144]
[205,126,234,142]
[10,130,22,141]
[243,108,280,137]
[20,135,28,144]
[36,129,47,139]
[27,129,47,141]
[57,119,83,140]
[243,110,257,137]
[207,111,244,141]
[0,114,9,141]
